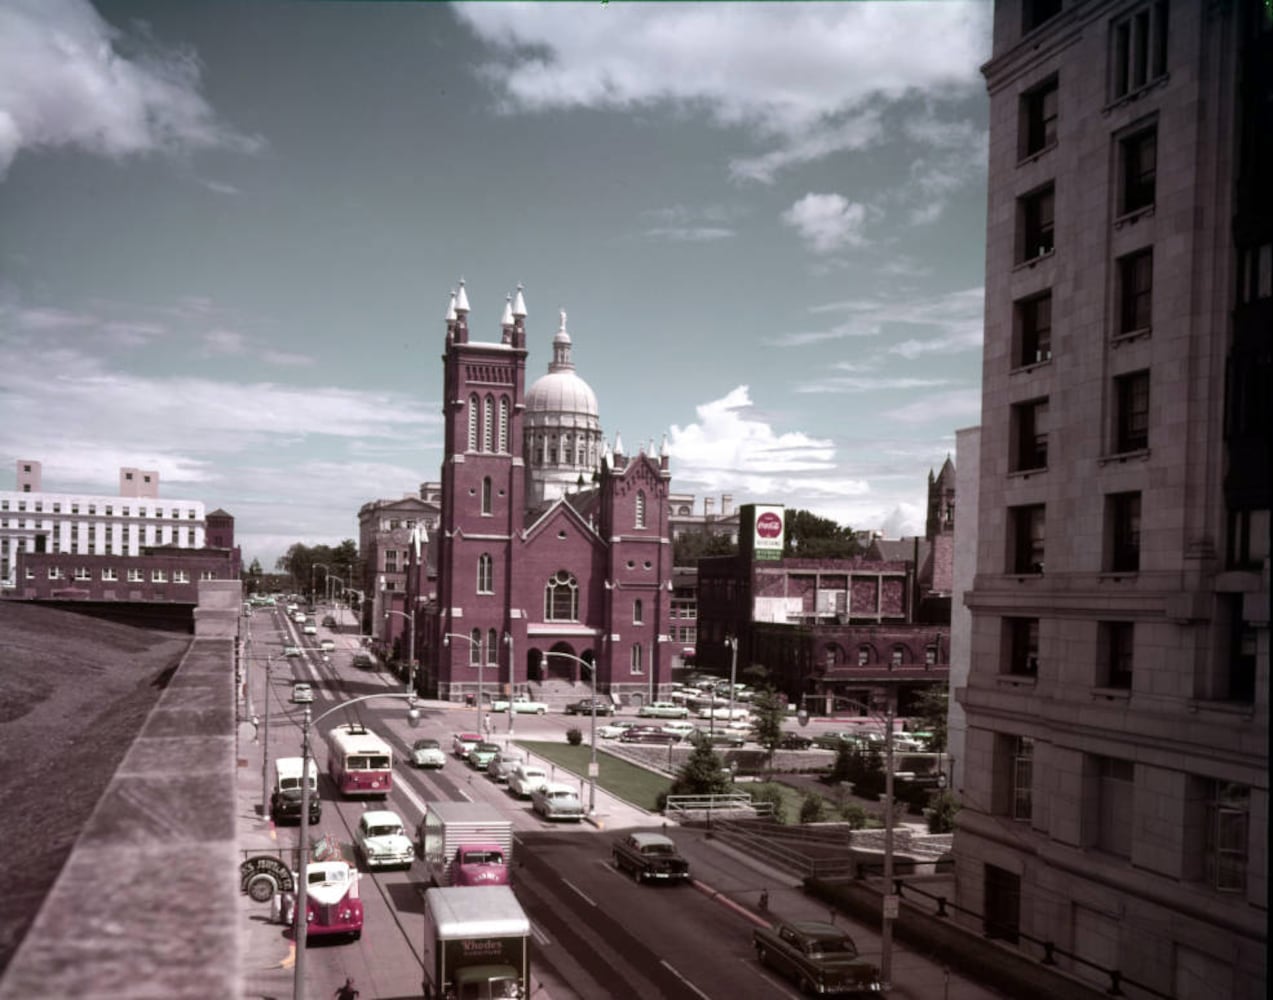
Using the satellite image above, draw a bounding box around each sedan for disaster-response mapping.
[354,810,414,870]
[467,742,501,770]
[319,638,335,653]
[620,726,679,745]
[597,720,639,740]
[531,783,585,822]
[638,701,689,719]
[776,732,814,750]
[564,698,615,716]
[290,682,314,704]
[487,750,526,783]
[507,764,550,799]
[322,615,337,627]
[452,732,482,758]
[410,738,446,769]
[283,644,302,658]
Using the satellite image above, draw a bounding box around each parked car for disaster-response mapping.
[611,832,690,884]
[597,720,639,739]
[467,741,501,770]
[354,809,414,870]
[620,726,679,745]
[410,738,446,769]
[638,701,689,720]
[812,731,866,751]
[487,749,526,783]
[753,919,881,995]
[283,644,302,658]
[507,764,549,799]
[696,729,745,748]
[660,720,696,740]
[564,697,615,716]
[322,614,337,627]
[530,782,585,822]
[452,732,482,758]
[490,695,549,715]
[776,732,814,750]
[290,681,314,704]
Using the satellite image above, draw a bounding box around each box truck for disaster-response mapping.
[418,801,514,887]
[422,885,530,1000]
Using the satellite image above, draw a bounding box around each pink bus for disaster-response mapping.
[326,723,393,797]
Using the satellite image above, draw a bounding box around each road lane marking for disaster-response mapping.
[561,878,596,907]
[659,959,711,999]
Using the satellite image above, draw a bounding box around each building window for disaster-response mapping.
[1220,595,1257,703]
[74,567,90,581]
[467,394,479,451]
[481,477,493,516]
[1015,291,1052,367]
[635,490,646,529]
[469,628,482,667]
[1108,491,1142,572]
[1237,242,1273,304]
[152,569,167,583]
[477,553,493,594]
[1007,617,1040,676]
[630,643,643,674]
[127,568,143,582]
[1226,508,1270,571]
[1023,0,1062,34]
[1114,370,1150,451]
[1117,249,1153,336]
[925,645,938,666]
[384,549,398,573]
[498,397,509,453]
[1010,397,1049,472]
[101,567,118,581]
[1019,185,1055,262]
[1110,1,1169,101]
[1204,781,1249,892]
[483,395,494,452]
[1020,75,1058,158]
[1119,125,1156,215]
[47,567,63,580]
[1010,504,1046,574]
[487,628,499,665]
[1095,757,1134,858]
[633,599,644,625]
[890,646,905,667]
[1100,621,1134,688]
[1012,736,1034,820]
[173,569,189,583]
[857,645,872,666]
[545,570,579,622]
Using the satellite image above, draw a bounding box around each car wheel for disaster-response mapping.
[632,867,642,885]
[246,873,278,903]
[799,975,815,995]
[756,945,768,966]
[536,708,546,715]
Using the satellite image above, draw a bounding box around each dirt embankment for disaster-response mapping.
[0,602,191,973]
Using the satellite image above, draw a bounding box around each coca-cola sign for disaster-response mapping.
[756,512,782,538]
[751,505,784,560]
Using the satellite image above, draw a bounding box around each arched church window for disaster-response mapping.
[477,553,493,593]
[467,395,479,452]
[858,645,873,666]
[633,599,644,624]
[544,570,578,621]
[481,477,492,515]
[487,628,499,665]
[891,645,906,667]
[483,395,495,452]
[549,437,558,464]
[470,628,482,666]
[498,397,509,453]
[635,490,646,529]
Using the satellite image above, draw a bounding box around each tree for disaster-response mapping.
[782,509,861,559]
[672,530,737,566]
[749,688,787,773]
[667,736,732,798]
[909,684,949,752]
[799,793,829,824]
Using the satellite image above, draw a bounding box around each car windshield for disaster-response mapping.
[461,850,504,864]
[414,740,439,750]
[309,868,344,885]
[368,824,402,837]
[643,843,674,855]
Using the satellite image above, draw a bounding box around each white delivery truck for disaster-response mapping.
[422,885,530,1000]
[418,801,514,887]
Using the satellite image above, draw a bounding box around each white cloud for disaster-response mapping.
[0,0,262,178]
[456,2,991,181]
[644,226,735,243]
[782,193,868,254]
[881,387,982,425]
[799,286,984,356]
[202,328,246,355]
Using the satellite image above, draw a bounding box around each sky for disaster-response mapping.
[0,0,992,571]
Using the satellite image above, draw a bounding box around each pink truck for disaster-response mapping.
[417,801,513,887]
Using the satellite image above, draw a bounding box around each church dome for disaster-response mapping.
[525,370,599,418]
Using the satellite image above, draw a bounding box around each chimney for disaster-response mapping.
[721,494,733,517]
[704,497,715,519]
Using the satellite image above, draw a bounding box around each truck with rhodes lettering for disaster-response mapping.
[422,885,530,1000]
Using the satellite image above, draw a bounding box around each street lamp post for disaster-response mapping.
[543,651,599,816]
[798,689,897,991]
[328,573,345,605]
[503,631,515,737]
[259,654,272,819]
[443,632,483,713]
[294,690,421,998]
[384,608,416,691]
[724,635,739,726]
[311,563,329,607]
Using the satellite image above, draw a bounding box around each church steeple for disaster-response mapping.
[550,309,575,372]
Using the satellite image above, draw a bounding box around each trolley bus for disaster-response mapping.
[325,723,393,797]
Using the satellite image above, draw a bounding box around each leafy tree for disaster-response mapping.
[740,663,772,689]
[840,802,869,829]
[273,541,361,597]
[909,684,949,752]
[667,736,732,798]
[799,793,829,824]
[749,688,787,772]
[748,783,787,824]
[782,509,861,559]
[672,530,737,566]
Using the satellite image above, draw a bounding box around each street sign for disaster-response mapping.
[883,894,899,919]
[587,762,599,778]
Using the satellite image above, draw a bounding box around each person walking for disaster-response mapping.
[335,977,360,1000]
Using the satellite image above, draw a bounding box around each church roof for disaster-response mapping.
[525,308,599,420]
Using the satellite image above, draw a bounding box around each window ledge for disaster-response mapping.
[997,673,1038,687]
[1097,447,1150,466]
[1017,142,1057,167]
[1008,466,1049,480]
[1102,74,1171,115]
[1010,355,1053,375]
[1008,570,1046,580]
[1186,698,1258,719]
[1091,686,1131,702]
[1013,249,1055,272]
[1113,205,1155,229]
[1098,570,1140,582]
[1112,327,1151,347]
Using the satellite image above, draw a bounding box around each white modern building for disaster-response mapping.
[954,2,1269,998]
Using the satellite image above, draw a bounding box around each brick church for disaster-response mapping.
[415,282,673,705]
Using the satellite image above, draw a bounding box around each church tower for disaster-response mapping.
[926,454,956,539]
[435,281,528,695]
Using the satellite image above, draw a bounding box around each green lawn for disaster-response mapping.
[517,741,671,812]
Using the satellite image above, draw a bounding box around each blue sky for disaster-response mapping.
[0,0,991,570]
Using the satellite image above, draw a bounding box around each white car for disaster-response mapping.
[531,782,585,822]
[597,720,638,739]
[290,681,314,704]
[639,701,690,719]
[487,749,526,783]
[697,706,751,722]
[319,638,335,653]
[354,809,414,870]
[490,695,549,715]
[660,720,696,740]
[507,764,550,799]
[410,738,446,768]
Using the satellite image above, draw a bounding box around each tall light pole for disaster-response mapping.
[259,654,272,819]
[293,690,421,999]
[503,631,515,737]
[798,689,897,991]
[543,651,599,815]
[311,562,329,607]
[724,635,739,724]
[328,573,345,605]
[443,632,483,713]
[384,608,415,691]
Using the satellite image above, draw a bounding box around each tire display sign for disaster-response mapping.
[240,855,295,898]
[752,505,785,561]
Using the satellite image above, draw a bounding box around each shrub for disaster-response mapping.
[840,802,869,829]
[565,728,583,746]
[799,793,829,824]
[749,783,787,824]
[927,791,960,834]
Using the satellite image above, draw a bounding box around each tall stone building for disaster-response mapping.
[417,283,673,704]
[955,2,1269,998]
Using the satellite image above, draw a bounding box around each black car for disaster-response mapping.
[776,732,814,750]
[270,787,321,824]
[564,697,615,716]
[620,726,679,745]
[322,614,337,627]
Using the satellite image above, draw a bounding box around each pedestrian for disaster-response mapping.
[335,977,360,1000]
[484,712,492,735]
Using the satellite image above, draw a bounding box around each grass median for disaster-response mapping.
[516,740,671,812]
